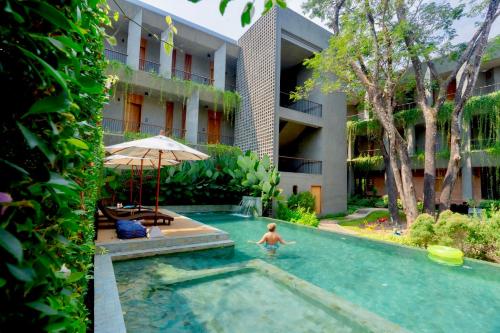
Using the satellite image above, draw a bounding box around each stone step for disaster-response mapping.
[110,239,234,260]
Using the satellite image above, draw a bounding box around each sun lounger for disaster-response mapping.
[97,200,174,226]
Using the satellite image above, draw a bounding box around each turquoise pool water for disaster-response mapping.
[114,213,500,333]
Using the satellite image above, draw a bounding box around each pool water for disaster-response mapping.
[118,267,372,333]
[114,213,500,333]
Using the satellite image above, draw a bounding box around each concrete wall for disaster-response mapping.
[105,30,128,54]
[279,172,323,201]
[141,96,164,128]
[104,91,125,119]
[275,9,347,214]
[144,38,160,63]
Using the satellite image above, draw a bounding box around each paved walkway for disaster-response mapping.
[319,207,388,235]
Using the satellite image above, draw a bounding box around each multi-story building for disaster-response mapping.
[102,0,348,214]
[347,49,500,204]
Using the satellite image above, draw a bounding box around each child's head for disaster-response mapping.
[267,223,276,232]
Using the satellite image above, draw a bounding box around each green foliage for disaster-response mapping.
[104,149,280,211]
[409,210,500,262]
[0,0,108,330]
[347,92,500,149]
[277,204,319,227]
[410,214,436,247]
[288,191,315,212]
[109,62,241,120]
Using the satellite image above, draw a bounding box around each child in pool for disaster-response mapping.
[256,223,294,253]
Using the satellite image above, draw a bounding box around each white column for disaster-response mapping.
[185,88,199,144]
[214,43,226,90]
[126,10,142,70]
[461,119,473,200]
[405,125,416,155]
[159,29,172,78]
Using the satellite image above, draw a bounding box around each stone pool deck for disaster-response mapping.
[95,208,234,260]
[94,208,236,333]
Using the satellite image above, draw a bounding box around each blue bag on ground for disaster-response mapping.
[116,220,147,239]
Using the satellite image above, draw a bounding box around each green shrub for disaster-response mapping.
[435,211,471,249]
[288,191,315,212]
[276,202,301,221]
[277,204,319,227]
[289,207,319,227]
[409,214,436,247]
[374,195,387,208]
[479,199,500,211]
[105,149,281,211]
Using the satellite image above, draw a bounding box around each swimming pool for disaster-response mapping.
[114,212,500,333]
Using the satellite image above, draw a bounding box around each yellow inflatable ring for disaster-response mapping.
[427,245,464,266]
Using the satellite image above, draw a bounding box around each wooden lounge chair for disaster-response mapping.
[97,200,173,226]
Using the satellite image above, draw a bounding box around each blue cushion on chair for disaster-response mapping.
[116,220,147,239]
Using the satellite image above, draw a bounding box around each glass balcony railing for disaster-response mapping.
[278,156,322,174]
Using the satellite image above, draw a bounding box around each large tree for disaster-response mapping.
[395,0,500,213]
[301,0,499,222]
[298,0,421,223]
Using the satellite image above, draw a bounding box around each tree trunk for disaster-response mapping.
[382,133,401,226]
[396,136,419,224]
[439,112,461,211]
[423,115,437,215]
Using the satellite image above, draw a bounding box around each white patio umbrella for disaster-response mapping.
[104,155,179,209]
[105,135,209,221]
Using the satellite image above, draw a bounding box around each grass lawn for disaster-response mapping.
[335,210,411,245]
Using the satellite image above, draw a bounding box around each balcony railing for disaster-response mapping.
[280,92,322,117]
[102,118,185,139]
[139,59,160,74]
[197,132,235,146]
[278,156,322,175]
[105,49,127,64]
[172,68,213,86]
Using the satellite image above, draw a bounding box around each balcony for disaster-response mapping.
[280,92,322,117]
[102,118,185,138]
[139,59,160,74]
[197,132,235,146]
[105,49,127,64]
[172,68,213,86]
[278,156,322,175]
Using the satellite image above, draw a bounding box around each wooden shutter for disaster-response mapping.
[124,94,143,132]
[207,110,221,144]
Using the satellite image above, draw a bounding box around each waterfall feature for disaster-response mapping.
[234,196,262,217]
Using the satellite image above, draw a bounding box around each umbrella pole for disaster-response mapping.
[155,150,162,226]
[130,166,133,205]
[139,159,143,212]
